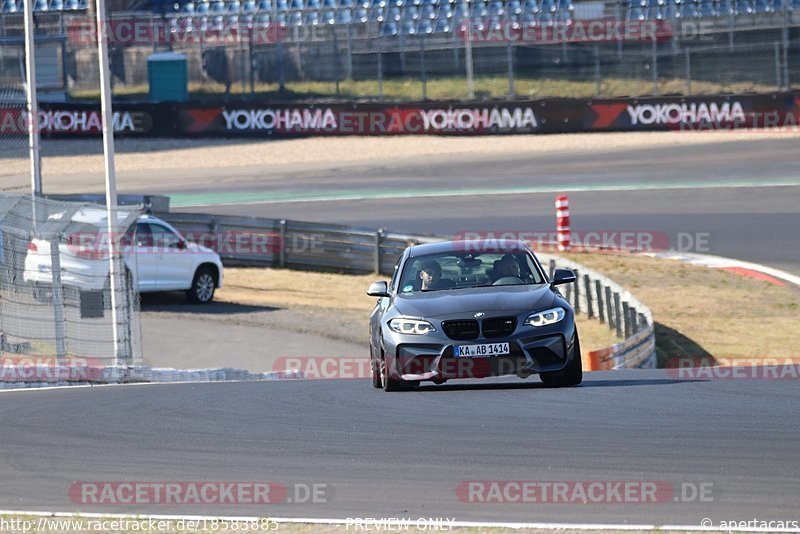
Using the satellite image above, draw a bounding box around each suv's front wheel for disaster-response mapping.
[187,266,216,304]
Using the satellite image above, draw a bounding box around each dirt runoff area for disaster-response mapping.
[563,252,800,366]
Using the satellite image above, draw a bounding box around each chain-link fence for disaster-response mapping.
[3,1,800,101]
[0,194,142,381]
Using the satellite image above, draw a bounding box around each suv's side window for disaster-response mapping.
[149,224,182,249]
[135,223,153,247]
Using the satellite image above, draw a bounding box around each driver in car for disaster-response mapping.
[419,260,454,291]
[492,254,521,281]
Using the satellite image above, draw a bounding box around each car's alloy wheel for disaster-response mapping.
[540,334,583,387]
[187,267,215,304]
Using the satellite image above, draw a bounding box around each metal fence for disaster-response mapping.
[2,2,800,100]
[163,211,656,369]
[0,194,143,382]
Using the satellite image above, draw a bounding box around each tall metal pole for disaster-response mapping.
[96,0,122,371]
[464,0,474,99]
[23,0,42,196]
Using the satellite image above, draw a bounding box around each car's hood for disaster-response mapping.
[187,242,218,257]
[394,285,556,318]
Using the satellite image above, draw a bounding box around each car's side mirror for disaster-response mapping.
[367,281,390,297]
[551,268,576,287]
[174,240,187,250]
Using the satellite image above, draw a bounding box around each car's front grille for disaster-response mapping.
[482,317,517,338]
[441,320,480,340]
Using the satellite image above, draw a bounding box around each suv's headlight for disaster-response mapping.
[525,307,565,327]
[388,318,436,335]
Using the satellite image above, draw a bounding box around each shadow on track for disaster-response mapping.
[413,377,698,392]
[140,292,279,315]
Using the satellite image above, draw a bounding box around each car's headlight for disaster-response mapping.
[388,318,436,335]
[525,307,566,327]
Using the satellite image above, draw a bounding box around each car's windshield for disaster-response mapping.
[398,250,544,293]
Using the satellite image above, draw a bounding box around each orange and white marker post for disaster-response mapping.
[555,194,571,251]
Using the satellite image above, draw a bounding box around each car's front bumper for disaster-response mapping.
[383,320,578,383]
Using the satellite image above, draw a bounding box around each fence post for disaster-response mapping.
[684,47,691,96]
[584,274,593,319]
[604,286,614,331]
[775,42,782,90]
[594,45,601,97]
[50,239,67,361]
[421,34,427,100]
[595,280,604,324]
[565,280,572,304]
[549,259,556,279]
[377,50,383,100]
[622,301,631,338]
[346,24,353,80]
[613,292,622,338]
[783,7,790,88]
[572,268,580,314]
[651,38,658,96]
[374,229,384,274]
[629,305,638,334]
[507,40,515,97]
[279,219,287,268]
[464,7,475,99]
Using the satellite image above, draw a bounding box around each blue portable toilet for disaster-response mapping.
[147,52,188,102]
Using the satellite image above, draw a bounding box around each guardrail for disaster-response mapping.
[162,211,657,370]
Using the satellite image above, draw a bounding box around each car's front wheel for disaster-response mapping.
[540,334,583,387]
[380,350,407,392]
[371,346,383,389]
[187,266,216,304]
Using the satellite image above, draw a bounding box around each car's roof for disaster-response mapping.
[408,239,530,258]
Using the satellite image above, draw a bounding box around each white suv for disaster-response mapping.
[24,211,224,304]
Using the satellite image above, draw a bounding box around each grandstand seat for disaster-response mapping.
[321,8,335,21]
[1,0,17,12]
[401,19,415,32]
[627,4,644,18]
[661,0,677,17]
[770,0,788,10]
[337,7,353,21]
[507,0,522,14]
[254,11,270,23]
[522,0,539,14]
[488,0,504,15]
[433,15,450,30]
[404,4,420,18]
[420,3,435,17]
[436,3,452,17]
[242,0,256,11]
[256,0,270,9]
[734,0,752,12]
[227,0,240,11]
[387,5,401,18]
[556,7,571,20]
[196,0,210,13]
[304,9,319,23]
[288,10,302,23]
[210,0,224,12]
[699,0,715,15]
[717,0,734,15]
[33,0,48,11]
[752,0,771,11]
[64,0,80,9]
[380,20,398,33]
[181,1,196,12]
[540,0,555,12]
[371,0,386,7]
[77,0,88,9]
[418,17,433,31]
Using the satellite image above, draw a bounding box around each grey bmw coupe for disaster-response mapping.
[367,239,581,391]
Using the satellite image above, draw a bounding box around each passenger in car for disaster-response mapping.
[419,260,455,291]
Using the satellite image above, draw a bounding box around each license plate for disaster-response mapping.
[455,343,510,358]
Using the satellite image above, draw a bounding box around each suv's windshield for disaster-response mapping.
[399,251,544,293]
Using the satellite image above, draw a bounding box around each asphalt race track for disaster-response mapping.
[163,137,800,275]
[2,136,799,528]
[0,370,798,525]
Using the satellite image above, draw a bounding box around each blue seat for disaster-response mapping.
[420,4,435,17]
[304,9,319,23]
[752,0,771,11]
[556,7,571,20]
[353,6,368,19]
[662,0,677,17]
[196,0,210,13]
[337,7,353,21]
[540,0,555,12]
[322,0,336,6]
[256,0,271,10]
[488,0,504,15]
[242,0,256,11]
[77,0,88,9]
[369,5,385,20]
[226,0,240,11]
[507,0,522,14]
[403,4,419,18]
[339,0,353,6]
[401,19,415,32]
[717,0,734,15]
[699,0,715,15]
[181,1,196,13]
[34,0,48,11]
[210,0,225,12]
[288,10,302,23]
[734,0,752,13]
[387,5,401,18]
[64,0,80,9]
[523,0,539,13]
[2,0,18,13]
[276,0,288,10]
[627,5,644,18]
[380,20,398,34]
[433,15,450,30]
[417,17,433,31]
[49,0,63,10]
[322,8,335,21]
[436,3,452,17]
